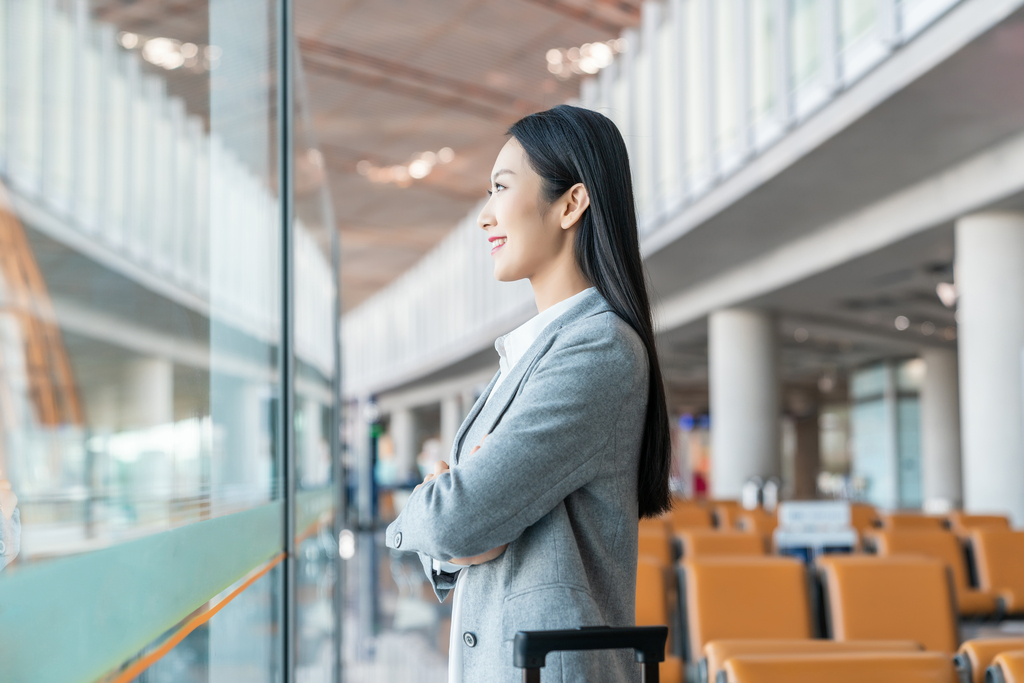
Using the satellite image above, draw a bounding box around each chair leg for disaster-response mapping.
[642,662,661,683]
[523,668,541,683]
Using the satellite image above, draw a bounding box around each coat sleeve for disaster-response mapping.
[417,551,461,602]
[385,320,646,561]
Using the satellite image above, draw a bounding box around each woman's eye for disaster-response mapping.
[486,183,505,197]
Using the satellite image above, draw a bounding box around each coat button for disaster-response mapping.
[394,532,402,548]
[463,632,477,648]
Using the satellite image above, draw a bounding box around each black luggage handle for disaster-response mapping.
[513,625,668,683]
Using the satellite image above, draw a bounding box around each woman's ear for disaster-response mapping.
[560,183,590,230]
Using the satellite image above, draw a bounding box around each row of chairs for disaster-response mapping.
[635,499,1024,682]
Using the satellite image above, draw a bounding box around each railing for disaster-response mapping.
[0,0,335,377]
[341,0,964,397]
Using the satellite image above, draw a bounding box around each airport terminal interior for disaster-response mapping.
[2,0,1024,681]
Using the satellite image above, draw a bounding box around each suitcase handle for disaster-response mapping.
[513,625,668,683]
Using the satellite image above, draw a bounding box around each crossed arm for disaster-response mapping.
[414,435,508,566]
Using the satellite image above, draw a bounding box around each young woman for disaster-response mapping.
[386,104,671,682]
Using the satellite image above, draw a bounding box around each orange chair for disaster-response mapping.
[971,530,1024,614]
[947,511,1010,536]
[735,508,777,536]
[712,500,742,529]
[636,556,684,683]
[874,529,999,616]
[701,639,921,683]
[639,517,676,568]
[678,530,766,559]
[880,511,947,531]
[850,503,881,534]
[989,650,1024,683]
[718,652,958,683]
[954,638,1024,683]
[668,501,714,533]
[681,557,813,662]
[816,555,959,653]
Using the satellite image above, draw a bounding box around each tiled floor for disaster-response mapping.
[342,531,449,683]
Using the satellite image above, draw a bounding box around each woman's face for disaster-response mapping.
[477,138,570,283]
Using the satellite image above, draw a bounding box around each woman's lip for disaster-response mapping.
[490,241,504,256]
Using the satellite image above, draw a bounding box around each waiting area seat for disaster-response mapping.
[955,638,1024,683]
[678,530,766,559]
[681,556,813,661]
[971,530,1024,614]
[816,555,959,653]
[850,503,882,534]
[717,652,958,683]
[735,508,777,537]
[989,651,1024,683]
[639,516,676,567]
[700,639,922,683]
[636,556,684,683]
[873,529,999,616]
[711,501,742,529]
[668,500,714,532]
[880,512,947,531]
[947,512,1010,536]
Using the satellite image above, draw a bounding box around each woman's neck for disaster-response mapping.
[530,254,591,313]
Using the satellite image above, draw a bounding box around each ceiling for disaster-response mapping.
[89,0,641,310]
[294,0,641,309]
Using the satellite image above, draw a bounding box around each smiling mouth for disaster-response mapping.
[490,237,506,255]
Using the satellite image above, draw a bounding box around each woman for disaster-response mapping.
[385,104,671,682]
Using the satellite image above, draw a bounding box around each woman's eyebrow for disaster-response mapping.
[491,169,515,183]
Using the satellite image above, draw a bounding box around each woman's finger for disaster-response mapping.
[433,460,449,476]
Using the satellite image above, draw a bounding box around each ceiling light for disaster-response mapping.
[545,39,625,80]
[357,147,455,187]
[920,321,935,335]
[944,327,957,340]
[936,282,957,308]
[793,328,809,342]
[894,316,910,331]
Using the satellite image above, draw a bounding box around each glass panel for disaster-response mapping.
[683,0,710,192]
[750,0,782,147]
[291,41,341,681]
[0,0,280,565]
[128,561,284,683]
[714,0,740,169]
[897,397,922,508]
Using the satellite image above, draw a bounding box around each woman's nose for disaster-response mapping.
[477,204,495,231]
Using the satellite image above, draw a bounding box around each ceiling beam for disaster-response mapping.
[298,37,544,115]
[302,55,517,123]
[518,0,639,35]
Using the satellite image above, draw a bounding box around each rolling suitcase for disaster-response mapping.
[513,625,668,682]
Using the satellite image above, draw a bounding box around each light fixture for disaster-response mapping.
[920,321,935,336]
[936,282,957,308]
[793,328,809,342]
[546,39,626,80]
[894,316,910,331]
[357,147,455,188]
[119,31,219,72]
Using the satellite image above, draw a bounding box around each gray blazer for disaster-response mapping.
[385,289,649,682]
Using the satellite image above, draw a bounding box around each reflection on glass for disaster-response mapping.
[0,0,297,565]
[129,562,284,683]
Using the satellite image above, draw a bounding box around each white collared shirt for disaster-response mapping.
[442,287,595,683]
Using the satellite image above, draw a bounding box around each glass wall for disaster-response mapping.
[0,0,339,681]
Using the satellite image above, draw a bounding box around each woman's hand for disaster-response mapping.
[450,434,509,565]
[414,460,449,493]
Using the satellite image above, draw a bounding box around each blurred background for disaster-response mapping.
[1,0,1023,681]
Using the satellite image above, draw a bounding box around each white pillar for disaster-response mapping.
[121,358,173,429]
[709,308,780,498]
[956,212,1024,525]
[390,407,417,482]
[920,348,962,513]
[440,395,461,460]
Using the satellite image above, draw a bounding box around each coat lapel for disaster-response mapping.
[453,289,613,463]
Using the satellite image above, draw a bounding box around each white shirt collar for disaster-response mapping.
[494,287,595,379]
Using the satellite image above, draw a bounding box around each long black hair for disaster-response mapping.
[508,104,671,519]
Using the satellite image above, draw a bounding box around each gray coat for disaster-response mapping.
[385,290,649,682]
